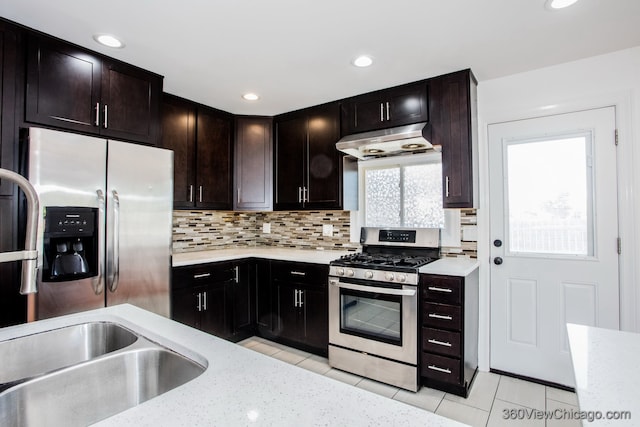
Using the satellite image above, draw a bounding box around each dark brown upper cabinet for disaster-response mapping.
[341,81,428,135]
[429,69,478,208]
[274,102,342,210]
[160,94,233,210]
[25,34,162,145]
[234,116,273,211]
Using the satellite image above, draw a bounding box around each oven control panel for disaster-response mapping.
[329,266,418,285]
[379,230,416,243]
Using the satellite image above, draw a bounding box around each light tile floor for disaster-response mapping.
[237,336,581,427]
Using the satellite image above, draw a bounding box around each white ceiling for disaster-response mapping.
[1,0,639,116]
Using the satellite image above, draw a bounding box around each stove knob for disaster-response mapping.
[398,274,407,283]
[365,271,374,279]
[337,268,345,276]
[385,272,395,282]
[346,269,355,277]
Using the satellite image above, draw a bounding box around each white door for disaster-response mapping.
[489,107,619,386]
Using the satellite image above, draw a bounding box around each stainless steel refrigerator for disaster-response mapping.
[26,127,173,320]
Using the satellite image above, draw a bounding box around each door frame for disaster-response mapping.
[477,91,636,372]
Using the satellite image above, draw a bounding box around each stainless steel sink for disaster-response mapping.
[0,346,205,427]
[0,321,138,385]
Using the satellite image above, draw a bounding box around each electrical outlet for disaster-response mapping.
[263,222,271,234]
[322,224,333,237]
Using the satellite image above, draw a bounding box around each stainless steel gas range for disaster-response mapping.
[328,227,440,392]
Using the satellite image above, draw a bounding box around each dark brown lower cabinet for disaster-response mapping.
[271,261,328,356]
[420,271,479,397]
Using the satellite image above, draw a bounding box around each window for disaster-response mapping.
[354,152,460,247]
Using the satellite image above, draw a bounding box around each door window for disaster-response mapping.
[505,133,594,257]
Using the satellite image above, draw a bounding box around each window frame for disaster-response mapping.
[351,152,461,247]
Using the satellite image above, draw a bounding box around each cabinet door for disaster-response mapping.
[255,259,272,332]
[0,21,17,196]
[25,35,101,134]
[385,83,429,128]
[161,95,196,208]
[300,284,328,353]
[171,288,200,329]
[101,61,162,145]
[200,281,232,338]
[275,281,302,342]
[235,117,272,210]
[232,261,254,335]
[430,70,475,208]
[306,103,342,209]
[196,107,233,209]
[274,114,306,210]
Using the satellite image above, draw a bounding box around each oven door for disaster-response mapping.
[328,277,418,365]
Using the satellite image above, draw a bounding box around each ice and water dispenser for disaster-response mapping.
[41,207,98,282]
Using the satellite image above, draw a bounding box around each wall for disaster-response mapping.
[173,209,478,256]
[477,46,640,370]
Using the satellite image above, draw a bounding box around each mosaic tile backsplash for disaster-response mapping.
[173,209,477,258]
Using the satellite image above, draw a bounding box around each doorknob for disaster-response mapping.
[494,257,503,265]
[493,239,502,247]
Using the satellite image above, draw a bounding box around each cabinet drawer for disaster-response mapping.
[421,275,462,304]
[422,302,461,331]
[172,262,235,290]
[421,353,461,385]
[422,327,461,358]
[271,261,328,286]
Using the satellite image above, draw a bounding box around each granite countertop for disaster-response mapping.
[0,305,467,427]
[173,248,479,277]
[567,324,638,426]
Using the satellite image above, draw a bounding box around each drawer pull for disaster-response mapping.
[428,286,453,293]
[193,273,211,279]
[428,339,452,347]
[428,313,453,320]
[427,365,452,374]
[290,271,306,276]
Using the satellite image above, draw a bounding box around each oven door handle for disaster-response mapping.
[330,280,417,297]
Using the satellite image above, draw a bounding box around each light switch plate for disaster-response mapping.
[263,222,271,234]
[322,224,333,237]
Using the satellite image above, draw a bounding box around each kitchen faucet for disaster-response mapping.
[0,168,39,294]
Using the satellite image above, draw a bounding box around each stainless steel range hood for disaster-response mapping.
[336,122,432,160]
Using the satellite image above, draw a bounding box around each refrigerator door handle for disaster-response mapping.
[109,190,120,293]
[94,189,105,295]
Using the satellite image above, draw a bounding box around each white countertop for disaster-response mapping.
[172,247,354,267]
[567,323,638,426]
[173,248,479,277]
[1,305,467,427]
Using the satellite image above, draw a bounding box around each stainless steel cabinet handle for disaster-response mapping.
[380,103,384,121]
[336,281,417,296]
[428,286,453,293]
[291,271,306,276]
[109,190,120,292]
[197,292,202,311]
[199,185,203,203]
[386,102,390,121]
[299,289,304,307]
[203,291,207,311]
[303,187,308,203]
[189,185,193,203]
[428,339,452,347]
[95,103,100,126]
[193,273,211,279]
[298,187,302,203]
[294,289,299,307]
[427,365,451,374]
[428,313,453,320]
[103,104,108,129]
[93,189,105,295]
[234,266,239,283]
[237,188,241,204]
[445,176,450,198]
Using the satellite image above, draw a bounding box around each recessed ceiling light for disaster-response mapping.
[353,55,373,68]
[242,93,260,101]
[93,34,125,48]
[545,0,579,10]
